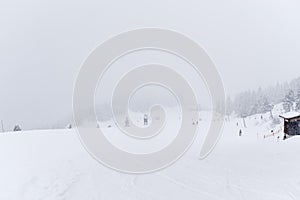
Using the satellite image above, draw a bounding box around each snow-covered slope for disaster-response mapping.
[1,111,300,200]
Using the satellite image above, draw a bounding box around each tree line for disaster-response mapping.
[226,77,300,118]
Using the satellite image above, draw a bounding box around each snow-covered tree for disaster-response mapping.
[295,86,300,111]
[261,97,274,118]
[225,96,233,116]
[283,90,295,112]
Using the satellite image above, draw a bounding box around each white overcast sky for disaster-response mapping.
[0,0,299,129]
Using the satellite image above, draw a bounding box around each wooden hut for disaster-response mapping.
[279,112,300,139]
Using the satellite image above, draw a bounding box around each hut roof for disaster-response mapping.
[279,112,300,119]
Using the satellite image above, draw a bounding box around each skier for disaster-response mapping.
[144,114,148,126]
[239,129,242,137]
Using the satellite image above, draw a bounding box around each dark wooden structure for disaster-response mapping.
[279,112,300,139]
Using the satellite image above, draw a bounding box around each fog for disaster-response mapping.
[0,0,299,129]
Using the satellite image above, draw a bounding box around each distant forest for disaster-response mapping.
[227,77,300,117]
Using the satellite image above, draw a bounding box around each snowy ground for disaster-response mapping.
[1,110,300,200]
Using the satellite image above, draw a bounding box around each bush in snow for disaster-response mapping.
[13,125,21,132]
[65,124,72,129]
